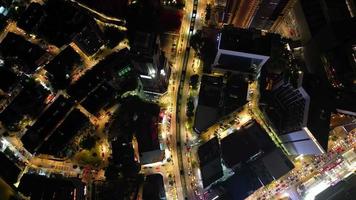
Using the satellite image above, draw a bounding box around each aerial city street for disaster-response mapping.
[0,0,355,200]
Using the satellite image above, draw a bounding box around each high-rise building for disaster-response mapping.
[271,0,353,42]
[130,31,171,96]
[209,121,294,199]
[249,0,289,30]
[212,27,272,77]
[346,0,356,17]
[193,75,224,133]
[262,72,330,155]
[300,0,351,37]
[223,0,289,30]
[223,0,260,28]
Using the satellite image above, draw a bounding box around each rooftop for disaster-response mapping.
[218,27,271,56]
[17,3,45,33]
[218,165,263,200]
[216,148,293,199]
[21,95,74,153]
[221,121,275,168]
[81,82,116,116]
[37,0,93,46]
[111,139,135,166]
[198,137,223,188]
[38,108,89,156]
[0,32,45,73]
[194,105,220,134]
[193,75,223,133]
[198,75,224,107]
[44,46,81,89]
[302,74,332,151]
[135,102,161,153]
[0,151,21,185]
[0,79,50,130]
[256,148,294,183]
[223,74,249,114]
[67,49,129,100]
[215,54,261,74]
[18,174,85,200]
[143,174,166,200]
[0,67,17,93]
[131,31,158,59]
[73,23,105,56]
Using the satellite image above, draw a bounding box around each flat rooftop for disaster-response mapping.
[221,121,275,168]
[73,22,105,56]
[198,137,223,188]
[219,165,263,200]
[0,68,17,93]
[0,32,45,72]
[18,174,85,200]
[194,75,223,133]
[0,152,21,185]
[143,174,166,200]
[198,75,223,107]
[38,108,89,156]
[223,74,249,114]
[215,55,261,74]
[21,95,74,153]
[0,80,50,130]
[68,49,129,100]
[303,74,332,151]
[81,82,116,116]
[44,46,81,89]
[219,28,271,56]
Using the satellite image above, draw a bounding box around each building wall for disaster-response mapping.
[224,0,260,28]
[249,0,289,30]
[270,0,312,42]
[213,48,269,76]
[271,0,352,43]
[279,128,325,155]
[140,149,165,165]
[267,80,310,134]
[346,0,356,17]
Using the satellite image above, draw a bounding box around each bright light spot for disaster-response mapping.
[149,68,156,78]
[212,195,219,200]
[160,69,166,76]
[295,154,304,161]
[38,170,46,176]
[281,192,290,198]
[304,181,329,200]
[140,75,152,79]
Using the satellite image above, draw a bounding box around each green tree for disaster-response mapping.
[190,30,204,55]
[186,97,195,118]
[79,135,98,150]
